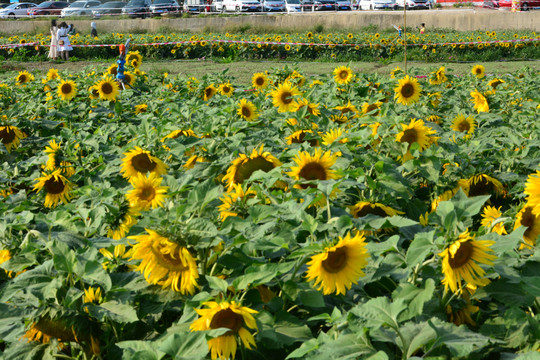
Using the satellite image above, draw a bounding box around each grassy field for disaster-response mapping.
[2,59,539,85]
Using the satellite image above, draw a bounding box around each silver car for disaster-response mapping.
[0,2,37,19]
[61,0,102,16]
[261,0,286,11]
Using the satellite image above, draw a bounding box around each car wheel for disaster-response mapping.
[235,5,241,12]
[521,2,528,10]
[221,5,226,12]
[8,13,14,19]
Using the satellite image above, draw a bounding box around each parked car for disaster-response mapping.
[261,0,286,11]
[0,3,10,8]
[358,0,396,9]
[499,0,537,10]
[336,0,351,8]
[395,0,429,8]
[221,0,261,12]
[122,0,151,17]
[92,1,126,17]
[482,0,499,7]
[149,0,180,14]
[61,0,101,17]
[0,2,37,19]
[27,1,69,16]
[313,0,337,10]
[213,0,224,11]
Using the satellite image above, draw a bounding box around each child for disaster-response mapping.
[90,22,98,38]
[420,23,425,34]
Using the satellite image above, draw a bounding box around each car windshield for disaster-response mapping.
[37,2,54,7]
[5,3,21,9]
[101,2,124,6]
[69,1,87,7]
[154,0,172,4]
[127,0,145,4]
[287,0,300,3]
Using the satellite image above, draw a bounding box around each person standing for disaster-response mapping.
[90,22,98,38]
[56,22,73,61]
[420,23,425,34]
[47,19,58,61]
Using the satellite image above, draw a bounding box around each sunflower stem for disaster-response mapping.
[326,196,331,220]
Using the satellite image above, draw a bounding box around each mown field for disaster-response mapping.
[0,48,540,359]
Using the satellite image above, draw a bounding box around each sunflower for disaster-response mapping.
[129,229,199,294]
[187,77,200,92]
[270,81,301,113]
[222,145,281,191]
[458,174,505,198]
[120,147,168,180]
[394,75,422,106]
[429,66,448,85]
[287,149,339,189]
[334,101,359,120]
[57,79,77,101]
[439,230,496,294]
[218,184,256,221]
[285,130,319,147]
[46,68,60,81]
[333,66,354,85]
[524,171,540,216]
[83,287,103,304]
[446,302,479,327]
[361,101,382,116]
[16,70,34,85]
[481,206,507,235]
[0,249,14,277]
[395,118,438,161]
[305,232,369,295]
[134,104,147,114]
[514,205,540,249]
[126,172,168,211]
[107,204,139,240]
[219,82,234,97]
[33,170,73,208]
[126,51,143,67]
[237,99,259,121]
[252,72,270,91]
[95,78,120,101]
[106,63,118,76]
[190,301,258,360]
[291,98,320,117]
[431,188,459,212]
[450,114,476,139]
[471,64,485,78]
[203,84,218,101]
[161,129,198,142]
[0,125,26,153]
[470,90,489,113]
[123,71,136,86]
[488,78,505,89]
[350,201,404,218]
[88,85,100,100]
[321,128,348,146]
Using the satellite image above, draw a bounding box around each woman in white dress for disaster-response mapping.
[47,19,58,61]
[56,22,73,61]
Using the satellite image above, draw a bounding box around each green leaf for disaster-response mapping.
[399,321,437,358]
[205,275,229,294]
[285,338,319,359]
[298,290,325,308]
[435,201,456,230]
[117,341,164,360]
[51,241,77,275]
[393,278,435,321]
[351,297,407,330]
[96,301,139,323]
[158,332,208,360]
[233,262,294,290]
[428,319,490,357]
[405,230,435,268]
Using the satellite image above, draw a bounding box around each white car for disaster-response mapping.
[0,2,37,19]
[358,0,396,9]
[61,0,102,16]
[261,0,286,11]
[395,0,430,8]
[285,0,314,11]
[221,0,262,11]
[336,0,351,9]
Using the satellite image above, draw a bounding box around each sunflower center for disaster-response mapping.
[298,162,327,186]
[19,75,27,83]
[340,107,353,115]
[339,71,348,79]
[0,127,15,144]
[223,86,231,93]
[491,80,503,88]
[101,82,113,95]
[125,74,132,84]
[91,88,99,97]
[520,207,534,233]
[401,83,415,98]
[131,153,157,173]
[280,91,293,105]
[354,205,388,218]
[138,185,156,201]
[61,83,72,94]
[110,68,118,75]
[255,77,265,86]
[365,104,378,113]
[400,129,418,145]
[209,308,243,333]
[468,178,493,197]
[205,88,213,97]
[322,247,348,273]
[475,68,482,74]
[457,121,470,132]
[44,177,65,195]
[448,241,473,268]
[234,157,275,184]
[241,106,251,118]
[152,244,188,271]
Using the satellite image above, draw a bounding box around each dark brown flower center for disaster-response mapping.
[448,241,473,268]
[18,75,27,83]
[234,157,275,184]
[322,247,348,273]
[210,308,243,333]
[255,77,265,86]
[205,88,214,98]
[354,205,388,218]
[339,71,348,79]
[400,129,418,145]
[365,104,378,114]
[298,162,327,189]
[110,67,118,76]
[139,185,155,201]
[491,80,503,89]
[131,153,157,173]
[457,120,470,132]
[241,106,251,118]
[0,127,16,144]
[152,243,187,270]
[101,82,113,95]
[223,85,231,93]
[280,91,293,105]
[468,177,494,197]
[401,83,415,98]
[44,177,65,195]
[61,83,72,95]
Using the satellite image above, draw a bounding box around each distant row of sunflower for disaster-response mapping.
[0,58,539,359]
[1,29,539,62]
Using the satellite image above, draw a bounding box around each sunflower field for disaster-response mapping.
[2,29,540,63]
[1,59,540,360]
